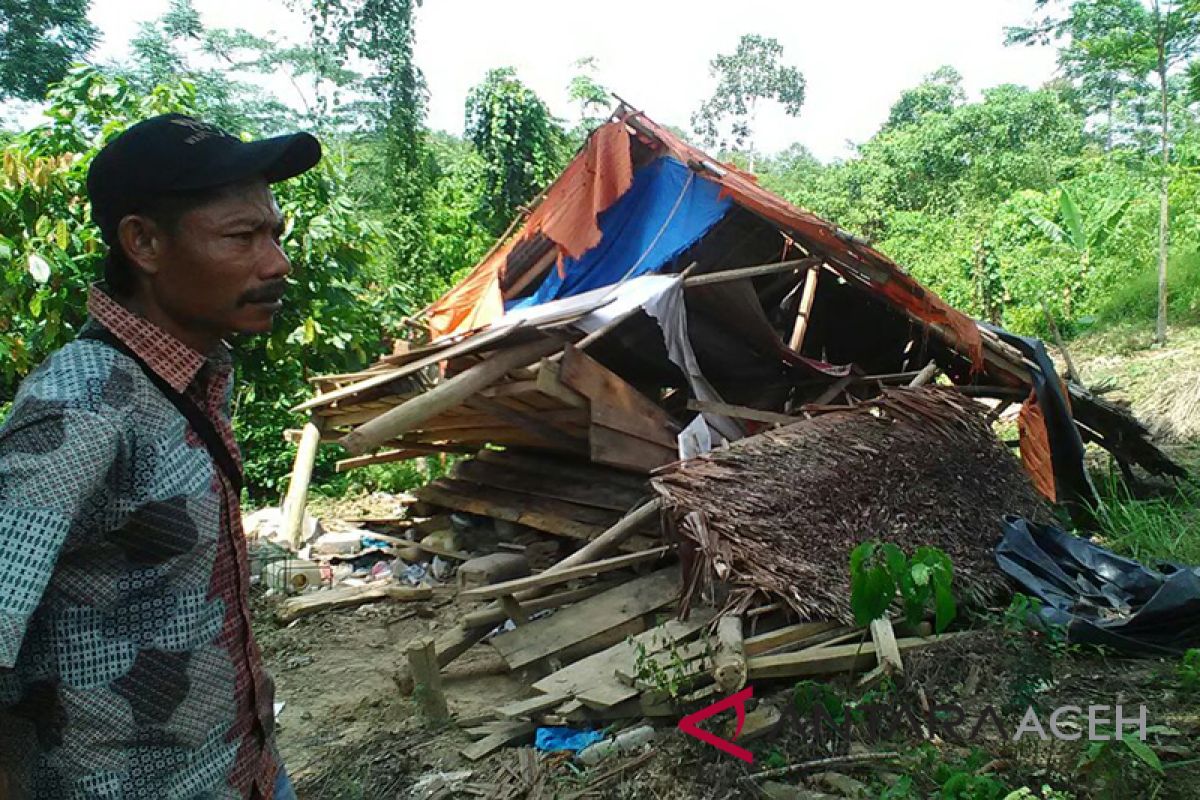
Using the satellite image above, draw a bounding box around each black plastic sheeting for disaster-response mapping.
[996,516,1200,655]
[981,324,1098,511]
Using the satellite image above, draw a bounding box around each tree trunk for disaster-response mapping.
[1155,52,1170,345]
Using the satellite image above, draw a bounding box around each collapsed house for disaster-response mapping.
[276,106,1185,749]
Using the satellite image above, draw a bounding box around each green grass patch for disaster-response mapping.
[1091,473,1200,566]
[1098,250,1200,330]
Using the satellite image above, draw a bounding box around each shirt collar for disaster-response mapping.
[87,282,230,394]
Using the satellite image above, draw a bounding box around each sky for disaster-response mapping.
[83,0,1062,163]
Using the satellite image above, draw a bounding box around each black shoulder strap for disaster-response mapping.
[80,328,244,493]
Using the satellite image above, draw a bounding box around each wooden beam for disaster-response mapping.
[340,337,563,455]
[464,395,587,451]
[335,447,435,473]
[684,257,820,288]
[747,634,959,680]
[743,621,841,658]
[461,722,535,761]
[458,546,672,601]
[281,415,325,549]
[686,399,798,427]
[276,583,432,624]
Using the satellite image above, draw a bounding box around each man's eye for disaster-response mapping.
[229,231,254,240]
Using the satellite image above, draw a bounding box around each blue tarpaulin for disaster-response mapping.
[508,157,733,310]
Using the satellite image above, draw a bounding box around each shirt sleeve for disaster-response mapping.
[0,406,122,668]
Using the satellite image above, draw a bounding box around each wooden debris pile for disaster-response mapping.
[268,104,1190,766]
[652,388,1052,622]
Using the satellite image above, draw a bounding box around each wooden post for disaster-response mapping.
[340,337,562,455]
[406,637,449,722]
[712,615,747,692]
[788,263,821,352]
[281,415,326,549]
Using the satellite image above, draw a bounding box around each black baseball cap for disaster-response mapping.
[87,113,322,245]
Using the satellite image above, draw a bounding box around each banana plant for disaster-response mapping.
[1027,186,1132,278]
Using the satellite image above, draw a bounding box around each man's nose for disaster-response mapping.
[262,238,292,280]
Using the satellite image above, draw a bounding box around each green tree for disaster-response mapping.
[883,65,966,130]
[567,56,610,128]
[465,67,566,236]
[0,67,391,498]
[1009,0,1200,344]
[0,0,96,101]
[691,34,806,171]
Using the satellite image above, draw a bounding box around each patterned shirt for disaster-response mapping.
[0,284,279,799]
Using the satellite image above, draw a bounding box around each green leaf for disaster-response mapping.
[54,220,69,250]
[1122,734,1164,773]
[933,581,957,633]
[1058,187,1085,251]
[911,562,932,587]
[302,317,316,344]
[851,565,895,626]
[29,293,42,318]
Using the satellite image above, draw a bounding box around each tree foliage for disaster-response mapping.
[465,67,566,236]
[0,0,97,102]
[691,34,806,161]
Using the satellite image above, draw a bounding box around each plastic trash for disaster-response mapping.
[576,725,655,765]
[995,515,1200,654]
[535,726,606,754]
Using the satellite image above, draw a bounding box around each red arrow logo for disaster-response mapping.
[677,686,754,763]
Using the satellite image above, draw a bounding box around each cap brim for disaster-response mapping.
[175,132,322,191]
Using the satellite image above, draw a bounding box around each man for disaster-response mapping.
[0,114,321,799]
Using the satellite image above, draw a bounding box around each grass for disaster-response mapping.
[1097,250,1200,331]
[1091,472,1200,566]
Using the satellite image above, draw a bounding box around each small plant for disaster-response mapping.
[631,637,708,700]
[1180,648,1200,691]
[1077,726,1165,798]
[849,540,957,632]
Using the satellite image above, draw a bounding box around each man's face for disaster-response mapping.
[148,181,291,341]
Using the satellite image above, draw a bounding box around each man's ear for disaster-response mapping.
[116,214,167,277]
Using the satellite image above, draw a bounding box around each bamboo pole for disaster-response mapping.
[787,263,821,352]
[340,338,562,455]
[281,415,325,549]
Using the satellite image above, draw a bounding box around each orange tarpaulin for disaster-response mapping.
[425,121,634,339]
[1018,392,1057,502]
[425,110,984,373]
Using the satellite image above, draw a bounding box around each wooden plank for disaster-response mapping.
[489,568,680,670]
[413,479,615,541]
[459,547,671,601]
[341,337,563,455]
[473,448,650,493]
[453,458,647,512]
[746,635,955,680]
[744,621,843,657]
[497,691,572,720]
[499,596,529,625]
[296,322,523,413]
[532,611,712,707]
[275,584,432,623]
[534,359,588,409]
[464,395,588,450]
[590,424,677,473]
[870,617,904,674]
[686,399,799,427]
[335,448,431,473]
[460,721,536,762]
[560,344,679,447]
[479,380,541,399]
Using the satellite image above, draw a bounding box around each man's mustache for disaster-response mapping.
[238,282,288,306]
